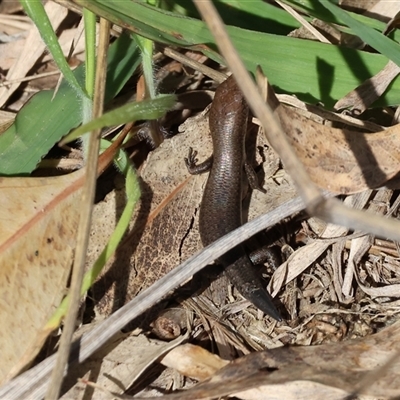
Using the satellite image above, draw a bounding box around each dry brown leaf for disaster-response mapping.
[0,139,121,384]
[131,320,400,399]
[270,89,400,194]
[90,112,210,317]
[0,169,84,384]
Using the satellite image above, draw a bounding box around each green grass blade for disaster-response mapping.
[63,94,176,142]
[83,9,97,98]
[167,0,301,35]
[71,0,400,108]
[134,34,156,98]
[320,0,400,67]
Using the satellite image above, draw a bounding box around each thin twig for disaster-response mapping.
[162,47,224,82]
[44,18,111,400]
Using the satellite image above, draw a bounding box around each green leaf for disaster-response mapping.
[72,0,400,108]
[63,94,176,142]
[0,34,141,176]
[0,76,83,176]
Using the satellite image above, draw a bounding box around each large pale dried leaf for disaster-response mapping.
[0,168,86,384]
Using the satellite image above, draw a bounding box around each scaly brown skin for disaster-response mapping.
[186,75,281,321]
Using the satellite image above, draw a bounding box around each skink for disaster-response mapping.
[186,75,281,321]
